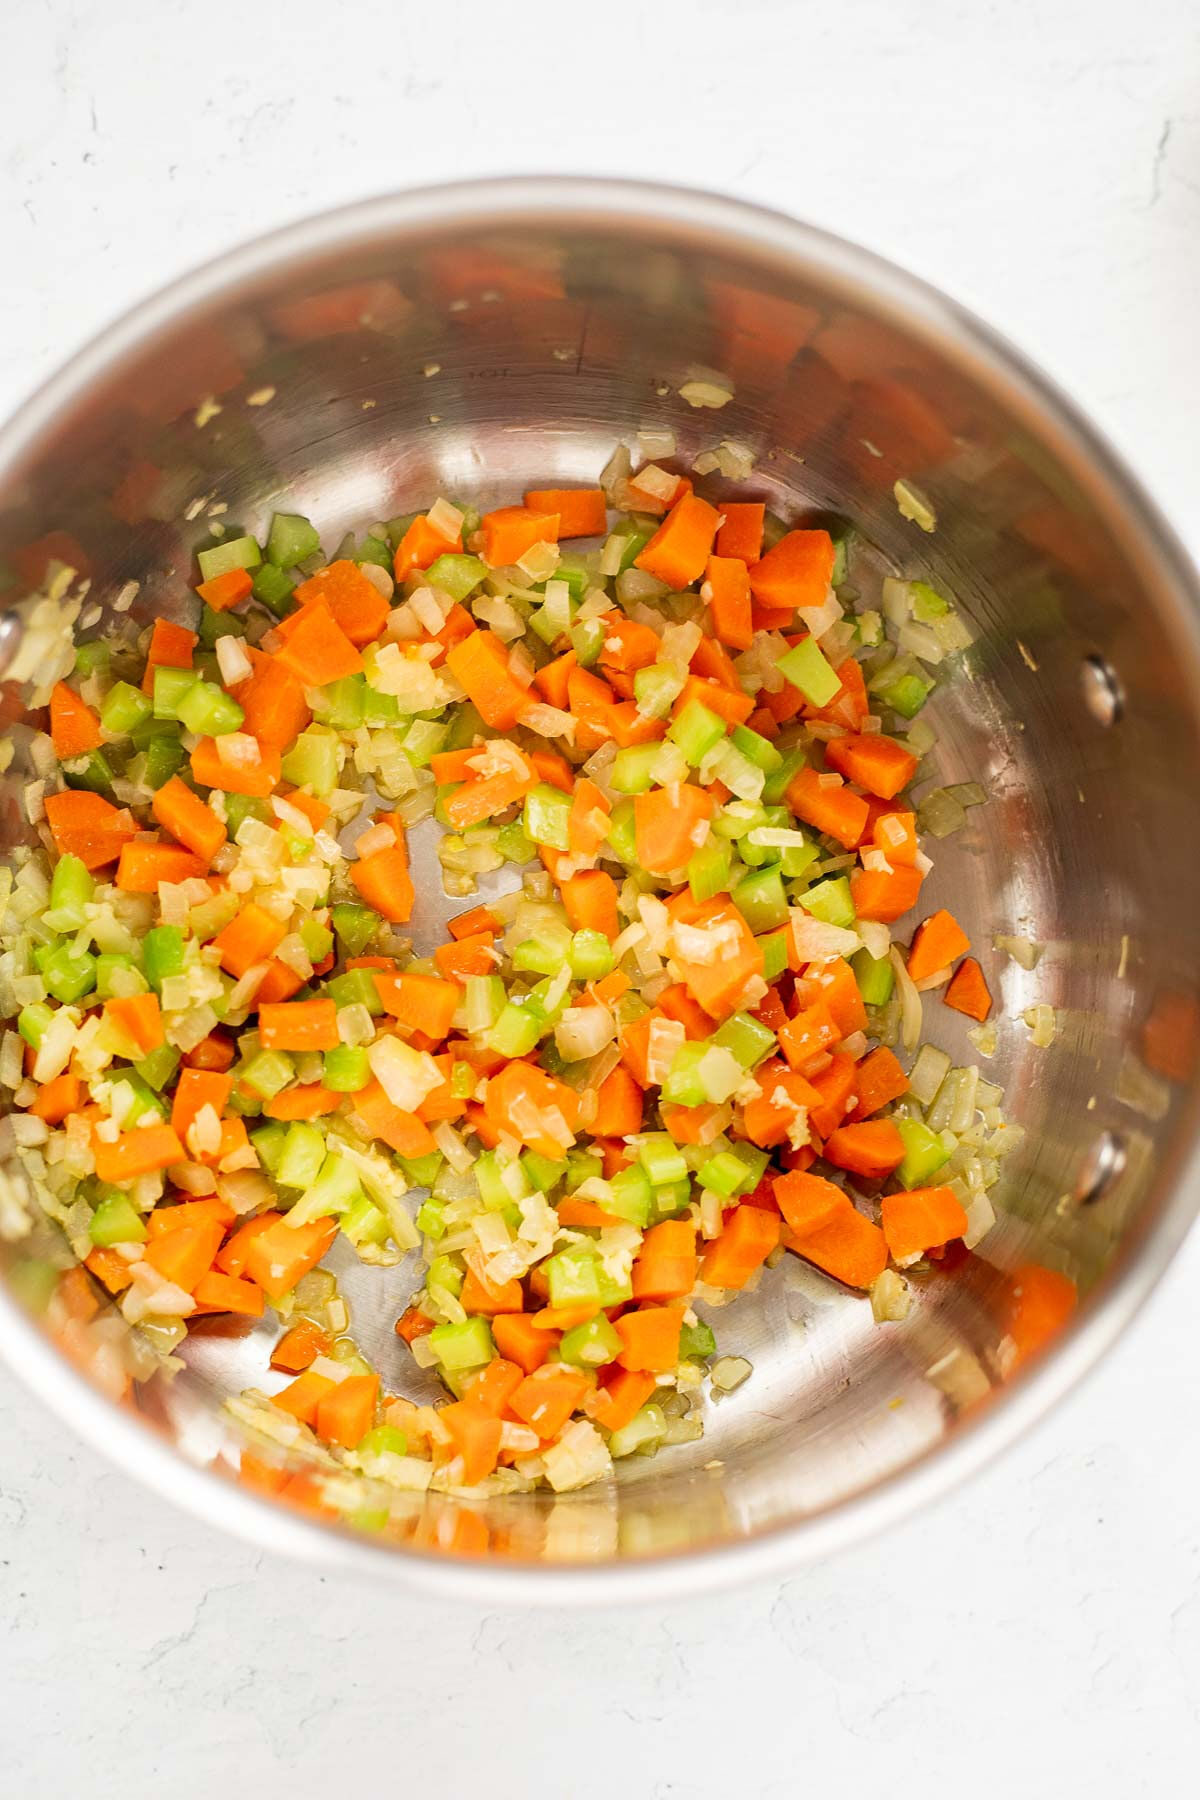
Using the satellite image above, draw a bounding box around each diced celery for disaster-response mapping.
[74,640,110,678]
[94,953,145,1000]
[606,1164,654,1227]
[568,929,613,981]
[280,728,339,796]
[340,1193,391,1247]
[450,1062,474,1099]
[399,1151,444,1187]
[757,926,790,982]
[606,798,638,864]
[274,1124,327,1191]
[134,1045,180,1093]
[152,666,197,720]
[570,617,606,667]
[298,918,333,966]
[463,974,505,1037]
[320,1046,369,1093]
[330,903,379,959]
[401,718,448,766]
[311,675,366,730]
[522,1150,567,1193]
[853,947,895,1006]
[522,783,572,851]
[910,580,950,620]
[546,561,589,602]
[776,637,841,706]
[176,680,244,737]
[425,553,487,601]
[686,835,732,902]
[100,680,152,737]
[615,525,652,572]
[89,1192,147,1247]
[251,562,297,614]
[679,1320,716,1360]
[608,1404,666,1458]
[712,1011,776,1069]
[563,1148,603,1193]
[731,866,789,933]
[110,1074,166,1126]
[488,1000,544,1059]
[325,968,385,1016]
[560,1314,622,1367]
[48,855,94,931]
[142,926,185,993]
[198,535,261,581]
[696,1150,748,1199]
[610,743,661,794]
[63,749,116,797]
[546,1245,630,1308]
[362,688,401,728]
[633,663,686,721]
[512,927,572,977]
[17,1003,53,1051]
[667,698,726,766]
[429,1316,495,1371]
[35,943,96,1005]
[761,744,808,806]
[301,1153,363,1216]
[241,1049,296,1101]
[651,1177,693,1218]
[781,838,820,880]
[415,1197,446,1240]
[799,875,855,929]
[661,1042,709,1109]
[636,1135,688,1187]
[266,513,319,568]
[896,1118,952,1189]
[731,724,783,773]
[198,603,244,648]
[736,804,788,867]
[355,536,392,570]
[250,1120,288,1174]
[496,820,536,865]
[144,733,187,787]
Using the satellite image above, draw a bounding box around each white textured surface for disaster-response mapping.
[3,1,1200,1791]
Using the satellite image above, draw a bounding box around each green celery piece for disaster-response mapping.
[608,1405,666,1459]
[679,1320,717,1360]
[780,838,820,880]
[355,536,392,570]
[853,947,894,1006]
[712,1011,776,1069]
[429,1317,495,1372]
[74,640,110,678]
[331,903,379,959]
[910,580,950,620]
[176,680,244,738]
[633,663,685,721]
[609,743,661,794]
[730,1143,771,1188]
[616,525,652,571]
[730,724,783,773]
[605,799,638,864]
[473,1152,512,1212]
[134,1045,180,1093]
[522,783,571,851]
[384,512,420,551]
[280,728,339,796]
[357,1423,408,1458]
[563,1148,603,1193]
[777,636,841,706]
[521,1150,567,1193]
[487,1001,544,1059]
[48,855,94,930]
[143,733,186,787]
[251,562,297,614]
[223,794,271,838]
[661,1042,709,1109]
[326,967,385,1016]
[298,918,333,965]
[142,926,185,993]
[570,617,606,667]
[800,876,855,929]
[266,513,319,568]
[560,1314,622,1368]
[882,672,932,718]
[496,820,536,865]
[322,1045,371,1093]
[731,866,789,933]
[606,1164,654,1227]
[17,1003,53,1050]
[302,1153,363,1215]
[761,744,808,806]
[896,1118,952,1189]
[428,1255,464,1299]
[400,1151,444,1188]
[401,718,447,766]
[757,926,790,983]
[415,1197,446,1240]
[462,975,504,1036]
[442,700,486,752]
[36,943,96,1004]
[512,933,568,978]
[734,804,787,867]
[636,1135,688,1187]
[449,1061,474,1099]
[100,680,152,737]
[111,1074,166,1125]
[340,1194,390,1247]
[95,953,146,1000]
[198,535,261,581]
[687,834,732,902]
[188,890,240,944]
[696,1150,748,1199]
[152,665,198,721]
[651,1177,693,1218]
[311,675,366,730]
[667,698,726,766]
[424,553,487,601]
[63,750,116,797]
[569,929,613,981]
[545,561,589,602]
[89,1193,147,1247]
[241,1049,296,1101]
[198,603,244,648]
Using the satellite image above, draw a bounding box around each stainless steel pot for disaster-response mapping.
[2,178,1198,1601]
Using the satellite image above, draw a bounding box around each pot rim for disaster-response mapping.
[2,175,1198,1603]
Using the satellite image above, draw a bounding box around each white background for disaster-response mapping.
[3,0,1200,1791]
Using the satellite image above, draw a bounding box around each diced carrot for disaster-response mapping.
[492,1312,557,1375]
[529,749,573,794]
[781,1187,887,1290]
[440,1399,503,1484]
[273,600,363,686]
[151,775,227,864]
[434,931,497,982]
[351,840,414,924]
[786,767,869,849]
[193,1270,264,1317]
[690,636,743,691]
[748,529,835,612]
[102,992,164,1057]
[461,1360,526,1420]
[479,505,559,566]
[633,783,715,878]
[170,1066,232,1148]
[448,904,499,940]
[704,555,754,651]
[316,1372,379,1448]
[146,1199,234,1240]
[49,681,103,758]
[293,560,390,647]
[524,487,607,538]
[673,673,754,728]
[873,808,919,867]
[590,1064,644,1138]
[533,649,576,709]
[585,1367,657,1433]
[483,1061,580,1161]
[944,956,992,1022]
[823,1119,906,1178]
[627,470,691,514]
[430,747,478,785]
[352,1078,438,1158]
[824,732,918,800]
[43,790,138,869]
[445,629,530,731]
[395,1305,435,1345]
[632,1219,698,1301]
[715,501,764,564]
[560,869,619,941]
[698,1204,780,1290]
[804,957,868,1039]
[850,864,924,923]
[443,754,537,829]
[212,902,287,978]
[83,1247,133,1295]
[660,1101,727,1145]
[30,1068,81,1124]
[880,1186,969,1262]
[144,1217,225,1292]
[140,619,197,695]
[115,841,209,892]
[242,1216,338,1299]
[906,908,970,983]
[807,1052,858,1138]
[231,651,310,753]
[460,1263,525,1317]
[774,1169,845,1235]
[778,997,841,1071]
[555,1197,623,1227]
[739,1059,821,1149]
[258,998,340,1052]
[371,972,461,1044]
[850,1046,909,1120]
[393,512,462,579]
[509,1365,590,1438]
[270,1320,331,1372]
[214,1211,281,1278]
[597,613,662,676]
[615,1304,684,1374]
[264,1085,343,1120]
[190,735,282,796]
[275,1369,337,1425]
[635,493,720,589]
[1002,1262,1077,1366]
[196,567,253,612]
[93,1122,185,1184]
